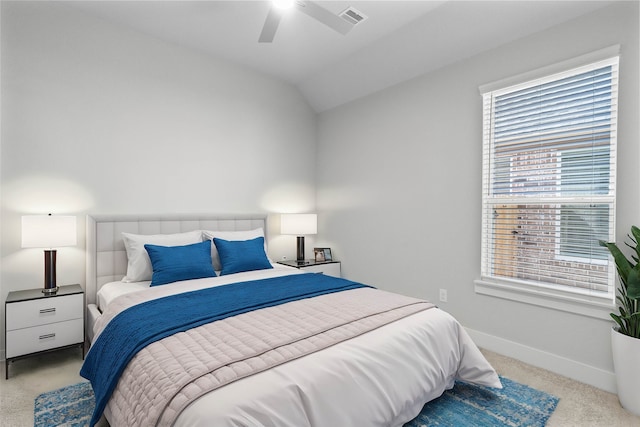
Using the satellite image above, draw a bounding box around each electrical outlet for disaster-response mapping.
[439,289,448,303]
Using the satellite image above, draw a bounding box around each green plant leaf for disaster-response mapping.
[627,266,640,299]
[601,226,640,338]
[629,311,640,338]
[611,313,625,332]
[618,305,628,319]
[631,225,640,261]
[600,240,632,283]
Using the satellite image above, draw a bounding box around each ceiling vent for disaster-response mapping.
[339,7,367,26]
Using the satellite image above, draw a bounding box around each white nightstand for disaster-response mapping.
[277,260,341,278]
[5,284,84,379]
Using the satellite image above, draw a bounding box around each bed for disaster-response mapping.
[83,214,501,427]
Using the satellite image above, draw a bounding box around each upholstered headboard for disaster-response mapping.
[85,214,267,305]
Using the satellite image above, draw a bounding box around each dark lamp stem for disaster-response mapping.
[43,249,58,294]
[296,236,305,262]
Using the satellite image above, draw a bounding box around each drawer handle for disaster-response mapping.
[39,308,56,314]
[39,333,56,340]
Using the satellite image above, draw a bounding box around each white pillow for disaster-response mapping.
[202,228,268,271]
[121,231,203,282]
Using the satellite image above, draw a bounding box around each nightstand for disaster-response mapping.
[277,260,341,278]
[5,284,84,379]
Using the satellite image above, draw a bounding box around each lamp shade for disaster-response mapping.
[22,215,77,248]
[281,214,317,235]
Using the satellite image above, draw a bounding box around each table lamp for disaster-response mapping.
[281,213,317,263]
[22,214,77,294]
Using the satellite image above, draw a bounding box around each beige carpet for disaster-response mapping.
[481,349,639,427]
[1,346,639,426]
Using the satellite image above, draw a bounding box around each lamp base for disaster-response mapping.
[43,249,58,295]
[296,236,305,262]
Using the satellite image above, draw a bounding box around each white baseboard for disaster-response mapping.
[466,327,617,394]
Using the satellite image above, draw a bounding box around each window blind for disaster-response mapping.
[481,57,618,297]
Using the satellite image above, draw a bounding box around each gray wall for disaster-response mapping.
[316,1,639,392]
[0,2,317,356]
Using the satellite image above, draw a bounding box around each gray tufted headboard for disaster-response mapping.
[85,214,267,305]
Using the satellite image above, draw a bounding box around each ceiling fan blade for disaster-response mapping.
[259,6,283,43]
[294,0,353,35]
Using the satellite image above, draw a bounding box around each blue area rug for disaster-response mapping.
[34,381,94,427]
[34,376,558,427]
[404,376,559,427]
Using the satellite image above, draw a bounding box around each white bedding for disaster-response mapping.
[96,263,297,311]
[93,267,500,426]
[97,280,150,311]
[171,307,495,427]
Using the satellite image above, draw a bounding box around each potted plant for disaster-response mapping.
[600,225,640,415]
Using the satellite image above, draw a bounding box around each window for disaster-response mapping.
[480,56,618,305]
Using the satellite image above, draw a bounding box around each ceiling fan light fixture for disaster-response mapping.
[259,0,353,43]
[272,0,295,10]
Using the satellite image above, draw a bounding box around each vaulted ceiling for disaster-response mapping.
[65,0,616,112]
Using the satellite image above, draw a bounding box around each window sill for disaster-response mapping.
[474,278,615,320]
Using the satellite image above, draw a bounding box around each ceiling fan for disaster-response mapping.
[259,0,354,43]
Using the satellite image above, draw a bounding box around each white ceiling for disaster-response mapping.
[65,0,616,112]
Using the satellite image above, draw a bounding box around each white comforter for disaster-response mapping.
[95,267,500,427]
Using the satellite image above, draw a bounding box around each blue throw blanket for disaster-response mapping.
[80,273,368,426]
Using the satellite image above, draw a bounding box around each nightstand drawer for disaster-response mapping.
[6,294,83,331]
[6,318,84,358]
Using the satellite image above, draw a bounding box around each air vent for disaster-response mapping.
[339,7,367,26]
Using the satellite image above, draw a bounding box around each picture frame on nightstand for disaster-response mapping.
[314,247,332,262]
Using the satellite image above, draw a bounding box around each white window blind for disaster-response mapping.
[481,57,618,299]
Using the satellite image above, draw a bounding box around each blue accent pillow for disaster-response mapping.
[213,236,273,276]
[144,240,217,286]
